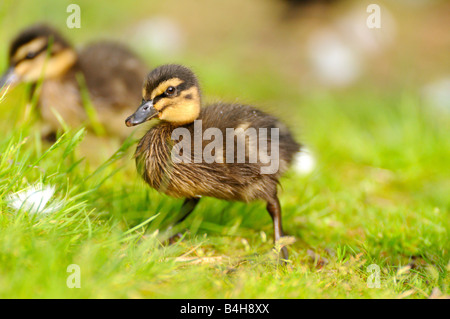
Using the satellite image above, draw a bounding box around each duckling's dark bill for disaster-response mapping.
[125,101,158,127]
[0,67,18,89]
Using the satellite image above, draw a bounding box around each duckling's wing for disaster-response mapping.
[199,103,301,170]
[199,103,300,178]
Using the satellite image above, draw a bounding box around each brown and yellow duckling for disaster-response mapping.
[0,24,148,140]
[125,64,301,260]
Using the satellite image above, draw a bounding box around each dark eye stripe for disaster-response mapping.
[153,94,165,105]
[15,44,50,64]
[152,83,192,104]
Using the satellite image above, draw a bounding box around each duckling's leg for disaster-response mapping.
[167,197,200,243]
[177,197,201,224]
[266,195,289,261]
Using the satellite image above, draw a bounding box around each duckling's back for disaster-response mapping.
[78,42,148,110]
[136,103,301,202]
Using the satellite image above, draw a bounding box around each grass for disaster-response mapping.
[0,0,449,299]
[0,82,448,299]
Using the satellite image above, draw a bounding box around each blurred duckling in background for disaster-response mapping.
[0,24,148,140]
[281,0,339,20]
[125,64,301,260]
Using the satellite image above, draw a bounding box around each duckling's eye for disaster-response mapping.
[25,52,37,60]
[165,86,176,96]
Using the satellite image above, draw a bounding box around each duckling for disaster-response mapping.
[0,23,148,140]
[125,64,301,260]
[280,0,338,20]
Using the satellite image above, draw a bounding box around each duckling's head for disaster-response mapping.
[0,24,77,89]
[126,64,201,127]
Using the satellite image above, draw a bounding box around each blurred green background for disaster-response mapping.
[0,0,448,298]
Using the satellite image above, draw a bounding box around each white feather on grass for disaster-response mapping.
[6,183,64,215]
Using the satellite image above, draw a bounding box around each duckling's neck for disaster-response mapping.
[165,119,197,127]
[160,119,194,130]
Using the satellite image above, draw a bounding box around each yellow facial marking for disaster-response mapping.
[157,86,201,125]
[150,78,183,100]
[12,37,48,62]
[15,48,77,82]
[153,85,199,111]
[181,86,198,99]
